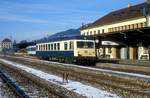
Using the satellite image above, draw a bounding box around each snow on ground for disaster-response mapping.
[0,59,120,98]
[8,55,150,80]
[20,57,150,79]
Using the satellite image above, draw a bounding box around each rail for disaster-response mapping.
[0,70,29,98]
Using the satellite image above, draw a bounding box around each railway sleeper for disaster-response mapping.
[0,70,30,98]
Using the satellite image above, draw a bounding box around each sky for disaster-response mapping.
[0,0,145,42]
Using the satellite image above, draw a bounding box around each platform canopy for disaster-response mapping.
[96,27,150,46]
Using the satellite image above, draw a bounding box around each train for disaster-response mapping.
[26,36,97,65]
[26,45,36,56]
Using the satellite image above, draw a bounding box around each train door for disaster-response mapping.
[133,47,138,60]
[116,48,121,59]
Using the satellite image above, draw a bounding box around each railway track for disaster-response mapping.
[0,75,18,98]
[0,69,29,98]
[0,64,62,98]
[1,56,150,98]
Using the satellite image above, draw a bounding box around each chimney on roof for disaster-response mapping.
[128,3,132,8]
[147,0,150,4]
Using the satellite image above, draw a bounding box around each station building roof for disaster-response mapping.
[81,2,150,30]
[2,38,12,43]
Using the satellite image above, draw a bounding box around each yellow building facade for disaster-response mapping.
[80,2,150,60]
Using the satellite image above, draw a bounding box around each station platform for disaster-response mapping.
[97,58,150,67]
[96,59,150,75]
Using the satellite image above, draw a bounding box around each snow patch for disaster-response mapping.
[0,59,120,98]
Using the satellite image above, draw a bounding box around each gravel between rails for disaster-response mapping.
[1,56,150,98]
[0,74,19,98]
[0,64,65,98]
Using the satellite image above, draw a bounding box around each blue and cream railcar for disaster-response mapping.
[26,45,36,56]
[36,36,96,64]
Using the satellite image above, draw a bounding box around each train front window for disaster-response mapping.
[77,41,94,48]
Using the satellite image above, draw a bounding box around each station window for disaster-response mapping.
[130,24,134,29]
[118,27,120,31]
[90,31,92,35]
[136,23,139,28]
[121,26,124,30]
[102,29,105,33]
[98,30,100,34]
[134,24,138,28]
[94,31,96,35]
[127,25,130,30]
[112,28,114,32]
[87,32,89,35]
[108,28,111,32]
[141,23,144,28]
[64,42,68,50]
[116,27,118,31]
[124,25,127,30]
[144,22,146,27]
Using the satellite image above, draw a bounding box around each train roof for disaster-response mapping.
[37,36,95,44]
[26,45,36,48]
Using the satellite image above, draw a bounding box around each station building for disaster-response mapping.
[0,38,13,52]
[80,1,150,60]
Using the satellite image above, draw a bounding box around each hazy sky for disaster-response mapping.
[0,0,145,42]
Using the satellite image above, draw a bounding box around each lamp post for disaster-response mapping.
[142,2,148,27]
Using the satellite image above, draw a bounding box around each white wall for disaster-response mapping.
[138,46,149,60]
[120,48,128,59]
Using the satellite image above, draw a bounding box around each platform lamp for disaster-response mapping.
[144,0,150,60]
[143,0,149,27]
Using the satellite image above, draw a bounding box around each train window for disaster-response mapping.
[46,44,48,51]
[69,41,74,50]
[77,41,94,48]
[38,45,39,51]
[38,45,40,51]
[51,44,53,50]
[57,43,60,50]
[48,44,51,50]
[64,42,68,50]
[36,45,38,51]
[43,45,45,51]
[45,44,46,50]
[39,45,41,51]
[54,43,56,50]
[41,45,42,51]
